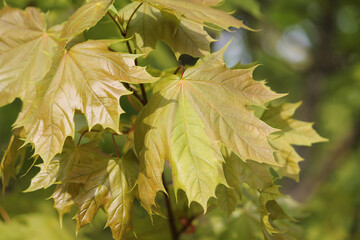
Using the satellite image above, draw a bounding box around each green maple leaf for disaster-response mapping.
[0,128,26,192]
[185,0,224,6]
[0,6,63,107]
[15,40,158,165]
[60,0,114,44]
[216,148,242,217]
[119,2,214,58]
[26,140,138,239]
[136,0,249,30]
[262,102,327,180]
[51,183,81,227]
[67,151,138,240]
[217,147,274,216]
[135,45,283,213]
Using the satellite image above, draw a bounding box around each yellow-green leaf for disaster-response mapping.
[136,0,249,30]
[216,148,242,216]
[15,40,158,165]
[70,151,139,240]
[135,45,282,213]
[51,183,81,227]
[0,128,26,192]
[120,2,213,58]
[185,0,223,6]
[0,6,62,107]
[262,102,327,180]
[24,140,108,192]
[60,0,114,44]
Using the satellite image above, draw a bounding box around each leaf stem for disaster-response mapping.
[0,205,10,223]
[125,3,143,36]
[174,65,185,79]
[162,174,179,240]
[108,10,148,105]
[111,134,120,159]
[107,12,125,36]
[77,129,101,147]
[140,84,148,104]
[123,83,145,105]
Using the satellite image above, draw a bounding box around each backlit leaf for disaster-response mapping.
[136,0,249,30]
[119,2,213,57]
[216,147,242,216]
[186,0,224,6]
[262,102,327,180]
[51,183,80,227]
[69,151,139,240]
[0,6,62,107]
[60,0,114,44]
[15,40,158,165]
[0,128,26,192]
[135,45,282,213]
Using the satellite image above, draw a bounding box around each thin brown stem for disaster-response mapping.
[111,134,120,159]
[127,95,140,112]
[123,83,145,105]
[174,65,185,79]
[162,174,178,240]
[77,129,101,147]
[108,8,149,105]
[107,12,125,36]
[140,84,148,104]
[125,3,143,35]
[0,205,10,223]
[178,204,216,235]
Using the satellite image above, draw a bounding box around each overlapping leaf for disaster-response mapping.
[262,102,327,180]
[26,140,139,239]
[68,151,138,240]
[136,0,249,30]
[15,40,158,165]
[0,128,26,192]
[135,45,283,213]
[119,2,213,57]
[219,148,292,238]
[60,0,114,44]
[185,0,224,5]
[0,6,62,107]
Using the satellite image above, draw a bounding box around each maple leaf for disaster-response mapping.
[67,151,139,240]
[216,148,242,217]
[119,2,214,58]
[135,45,283,213]
[26,140,138,239]
[261,102,328,180]
[24,139,104,192]
[15,40,158,165]
[60,0,114,45]
[0,6,62,107]
[135,0,250,30]
[0,128,26,192]
[51,183,81,227]
[185,0,224,5]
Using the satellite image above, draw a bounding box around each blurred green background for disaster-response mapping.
[0,0,359,239]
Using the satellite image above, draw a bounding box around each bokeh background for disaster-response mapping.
[0,0,359,239]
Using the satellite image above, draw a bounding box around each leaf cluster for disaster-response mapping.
[0,0,326,239]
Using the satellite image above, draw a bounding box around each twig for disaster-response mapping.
[125,3,143,35]
[140,84,148,104]
[162,174,178,240]
[107,12,125,35]
[0,205,10,223]
[111,134,120,159]
[77,129,101,147]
